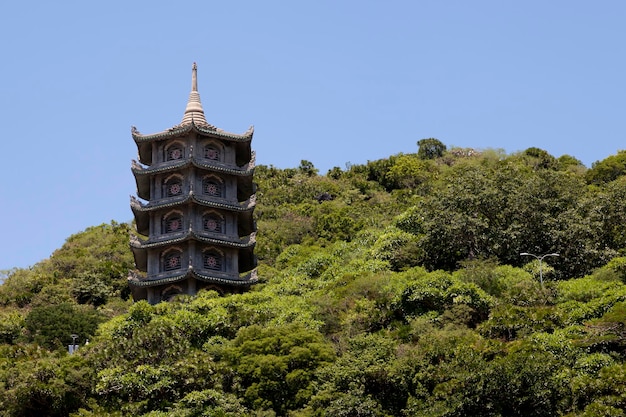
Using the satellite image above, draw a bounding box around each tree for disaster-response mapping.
[385,154,435,190]
[417,138,446,160]
[298,160,318,177]
[220,324,335,415]
[0,350,92,417]
[309,333,405,416]
[522,147,558,170]
[585,150,626,185]
[24,303,102,350]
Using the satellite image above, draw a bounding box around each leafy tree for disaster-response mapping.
[219,324,335,415]
[314,206,360,242]
[581,301,626,354]
[557,154,585,173]
[364,155,399,190]
[389,267,493,327]
[455,258,504,296]
[0,310,24,344]
[396,160,507,270]
[594,177,626,250]
[385,154,436,191]
[298,159,319,176]
[24,303,102,350]
[0,351,92,417]
[309,333,405,416]
[417,138,447,160]
[369,227,423,271]
[585,150,626,185]
[522,147,558,170]
[0,266,50,307]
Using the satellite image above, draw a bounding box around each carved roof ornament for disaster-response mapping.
[181,62,213,128]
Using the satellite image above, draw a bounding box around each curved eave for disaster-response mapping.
[132,167,152,201]
[193,159,255,176]
[131,123,254,143]
[194,194,256,212]
[128,268,258,288]
[193,268,258,286]
[131,201,150,236]
[131,158,255,177]
[130,197,255,237]
[131,243,148,271]
[130,231,257,250]
[130,194,256,214]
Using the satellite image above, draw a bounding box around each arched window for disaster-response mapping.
[164,176,183,198]
[165,143,184,161]
[199,285,224,295]
[162,212,184,233]
[161,285,183,301]
[204,144,221,161]
[202,177,223,198]
[202,213,224,234]
[163,250,183,272]
[203,250,223,271]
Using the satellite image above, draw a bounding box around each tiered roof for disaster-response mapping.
[129,269,258,288]
[131,63,254,166]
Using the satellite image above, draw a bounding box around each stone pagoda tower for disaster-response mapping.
[128,63,257,304]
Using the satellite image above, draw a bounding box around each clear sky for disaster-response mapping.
[1,1,625,271]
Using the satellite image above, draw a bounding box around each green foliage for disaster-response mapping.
[385,154,436,190]
[455,258,504,296]
[417,138,447,160]
[48,221,134,303]
[309,333,404,416]
[0,267,50,307]
[220,324,335,415]
[24,303,103,350]
[605,256,626,283]
[522,146,558,170]
[298,159,319,177]
[0,352,92,417]
[369,227,423,271]
[480,304,561,341]
[4,149,626,416]
[557,154,585,173]
[586,150,626,185]
[0,310,24,344]
[314,205,360,242]
[580,301,626,354]
[395,268,493,326]
[166,389,249,416]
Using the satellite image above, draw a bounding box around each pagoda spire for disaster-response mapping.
[181,62,209,126]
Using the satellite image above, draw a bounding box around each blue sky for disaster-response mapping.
[1,1,625,271]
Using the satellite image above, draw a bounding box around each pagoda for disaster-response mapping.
[128,63,257,304]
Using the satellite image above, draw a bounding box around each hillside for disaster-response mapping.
[1,141,626,417]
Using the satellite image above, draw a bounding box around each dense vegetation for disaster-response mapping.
[1,140,626,416]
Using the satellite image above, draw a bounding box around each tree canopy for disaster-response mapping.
[1,145,626,416]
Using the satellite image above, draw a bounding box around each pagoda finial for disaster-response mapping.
[191,62,198,92]
[181,62,209,126]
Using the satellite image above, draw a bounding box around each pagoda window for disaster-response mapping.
[204,144,221,161]
[202,212,224,234]
[203,250,224,271]
[162,249,183,272]
[161,285,183,301]
[164,175,184,198]
[202,177,224,198]
[162,211,184,234]
[165,142,185,161]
